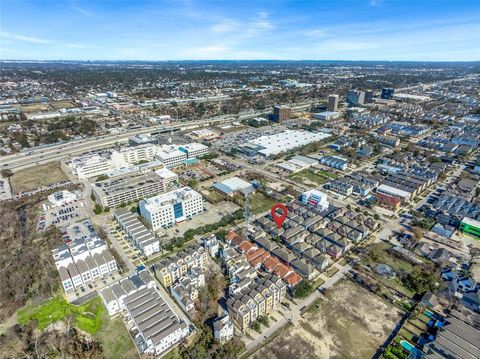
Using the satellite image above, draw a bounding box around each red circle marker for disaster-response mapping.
[271,203,288,228]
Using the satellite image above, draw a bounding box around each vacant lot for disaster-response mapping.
[289,169,337,186]
[50,100,78,109]
[250,192,276,214]
[17,296,103,334]
[252,281,401,359]
[95,314,137,359]
[11,162,67,193]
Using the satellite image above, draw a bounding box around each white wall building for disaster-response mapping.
[52,232,118,294]
[155,145,187,168]
[213,315,234,343]
[300,189,329,211]
[178,143,210,158]
[110,143,159,167]
[139,187,204,231]
[70,154,113,179]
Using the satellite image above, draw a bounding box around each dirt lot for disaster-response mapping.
[11,162,67,193]
[252,281,402,359]
[50,100,77,109]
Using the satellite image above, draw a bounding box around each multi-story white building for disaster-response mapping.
[139,187,204,231]
[110,144,159,167]
[52,225,118,294]
[155,145,187,168]
[70,154,113,179]
[114,208,160,257]
[178,143,209,159]
[300,189,329,211]
[123,286,190,356]
[92,171,167,208]
[213,315,234,343]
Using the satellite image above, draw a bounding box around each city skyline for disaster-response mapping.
[1,0,479,61]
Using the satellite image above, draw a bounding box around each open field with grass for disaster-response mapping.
[95,314,137,359]
[10,161,67,193]
[250,192,276,214]
[17,296,103,334]
[50,100,78,109]
[289,169,337,186]
[363,242,417,298]
[252,281,402,359]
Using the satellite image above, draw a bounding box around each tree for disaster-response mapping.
[93,204,103,214]
[1,169,13,178]
[293,280,313,299]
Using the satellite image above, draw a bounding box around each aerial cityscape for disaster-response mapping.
[0,1,479,359]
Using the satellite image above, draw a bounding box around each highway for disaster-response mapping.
[0,102,312,172]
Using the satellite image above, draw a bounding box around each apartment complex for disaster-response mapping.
[100,269,156,316]
[123,286,190,356]
[114,208,160,257]
[139,187,204,231]
[52,222,118,293]
[152,244,208,288]
[70,154,113,179]
[92,171,167,208]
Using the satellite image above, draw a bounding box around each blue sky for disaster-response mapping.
[1,0,479,61]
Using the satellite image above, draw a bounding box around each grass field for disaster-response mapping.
[95,314,138,359]
[252,281,402,359]
[250,192,276,214]
[17,296,103,334]
[10,161,67,193]
[289,169,337,186]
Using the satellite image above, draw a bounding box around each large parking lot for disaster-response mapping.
[38,199,88,231]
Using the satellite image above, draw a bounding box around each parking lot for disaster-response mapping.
[38,199,88,231]
[65,271,123,303]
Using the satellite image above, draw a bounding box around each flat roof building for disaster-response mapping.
[139,187,204,231]
[92,171,167,208]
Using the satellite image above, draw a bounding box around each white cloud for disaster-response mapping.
[211,19,238,33]
[0,31,52,44]
[71,4,98,18]
[304,29,328,38]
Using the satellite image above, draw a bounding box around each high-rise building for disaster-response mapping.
[272,105,291,123]
[327,94,339,112]
[346,90,365,106]
[381,88,395,100]
[364,90,374,104]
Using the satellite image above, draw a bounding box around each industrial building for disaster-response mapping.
[241,130,331,158]
[212,176,254,196]
[139,187,204,231]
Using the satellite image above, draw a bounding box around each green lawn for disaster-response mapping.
[17,296,103,334]
[250,192,276,214]
[95,314,138,359]
[289,169,335,186]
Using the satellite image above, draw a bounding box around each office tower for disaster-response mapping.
[381,88,395,100]
[328,94,339,112]
[272,105,292,123]
[346,90,365,106]
[364,90,374,103]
